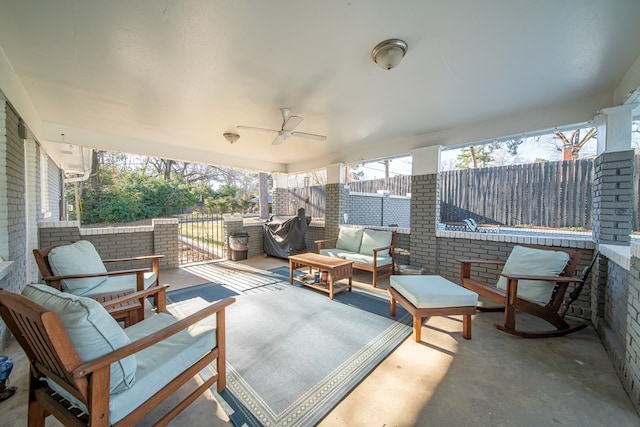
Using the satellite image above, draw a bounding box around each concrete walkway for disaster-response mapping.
[1,257,638,426]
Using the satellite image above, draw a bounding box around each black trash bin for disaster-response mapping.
[229,231,250,261]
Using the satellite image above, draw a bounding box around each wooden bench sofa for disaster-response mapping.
[315,226,396,287]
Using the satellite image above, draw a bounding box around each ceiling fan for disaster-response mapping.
[237,108,327,145]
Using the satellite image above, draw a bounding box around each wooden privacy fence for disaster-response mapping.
[347,175,411,196]
[440,159,595,229]
[287,185,326,218]
[284,156,640,230]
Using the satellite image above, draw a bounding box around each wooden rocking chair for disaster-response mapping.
[457,244,593,338]
[0,284,234,426]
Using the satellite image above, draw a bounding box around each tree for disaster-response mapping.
[344,164,365,182]
[455,142,500,169]
[553,128,597,160]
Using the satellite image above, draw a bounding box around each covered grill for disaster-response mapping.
[263,208,311,259]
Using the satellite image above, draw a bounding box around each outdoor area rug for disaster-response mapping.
[166,274,411,427]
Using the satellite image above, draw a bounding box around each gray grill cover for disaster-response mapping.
[263,208,311,259]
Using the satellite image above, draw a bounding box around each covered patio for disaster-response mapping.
[3,257,639,426]
[1,1,640,425]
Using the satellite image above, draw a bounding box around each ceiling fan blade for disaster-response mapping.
[271,134,286,145]
[291,131,327,141]
[282,115,303,131]
[237,125,278,134]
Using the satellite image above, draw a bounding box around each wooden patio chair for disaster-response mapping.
[457,244,592,338]
[33,240,164,324]
[0,284,234,426]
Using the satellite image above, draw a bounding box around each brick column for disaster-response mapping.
[409,145,441,273]
[271,172,289,216]
[152,218,179,269]
[409,174,439,273]
[592,150,634,245]
[323,163,347,240]
[273,187,289,215]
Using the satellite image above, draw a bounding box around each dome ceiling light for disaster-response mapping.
[223,132,240,144]
[371,39,408,70]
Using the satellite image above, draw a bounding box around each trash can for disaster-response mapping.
[229,231,250,261]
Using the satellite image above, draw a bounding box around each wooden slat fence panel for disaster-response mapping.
[347,175,411,196]
[440,159,595,229]
[284,155,639,230]
[287,185,326,218]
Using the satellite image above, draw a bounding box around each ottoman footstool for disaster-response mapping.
[389,275,478,342]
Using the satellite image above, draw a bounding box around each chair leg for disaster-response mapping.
[462,314,472,340]
[413,316,422,342]
[27,386,46,427]
[389,296,397,317]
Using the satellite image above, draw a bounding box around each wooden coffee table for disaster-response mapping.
[288,253,353,300]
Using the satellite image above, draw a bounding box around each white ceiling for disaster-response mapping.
[1,1,640,174]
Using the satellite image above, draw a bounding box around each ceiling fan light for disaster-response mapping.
[371,39,408,70]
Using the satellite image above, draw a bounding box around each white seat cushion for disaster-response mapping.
[390,275,478,308]
[22,284,136,393]
[108,313,216,424]
[496,245,570,305]
[40,312,217,425]
[340,252,392,267]
[79,272,157,297]
[48,240,108,294]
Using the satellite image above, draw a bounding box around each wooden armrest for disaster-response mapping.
[102,268,150,277]
[501,273,583,283]
[315,238,337,250]
[315,238,337,244]
[73,297,236,377]
[456,259,506,266]
[99,284,170,308]
[372,245,393,253]
[43,271,112,281]
[103,254,164,263]
[43,268,149,283]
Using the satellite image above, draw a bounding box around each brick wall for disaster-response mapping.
[306,223,325,253]
[627,246,640,408]
[0,102,28,350]
[37,219,179,273]
[593,150,634,245]
[344,192,411,228]
[594,244,640,412]
[347,193,383,226]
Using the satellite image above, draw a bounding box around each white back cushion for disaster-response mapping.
[48,240,108,294]
[22,284,136,393]
[336,227,363,253]
[359,229,393,255]
[496,245,570,305]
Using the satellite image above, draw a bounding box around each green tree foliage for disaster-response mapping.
[455,142,501,169]
[69,151,260,224]
[79,169,199,223]
[204,185,239,214]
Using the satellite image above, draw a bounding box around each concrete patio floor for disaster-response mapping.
[1,255,639,426]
